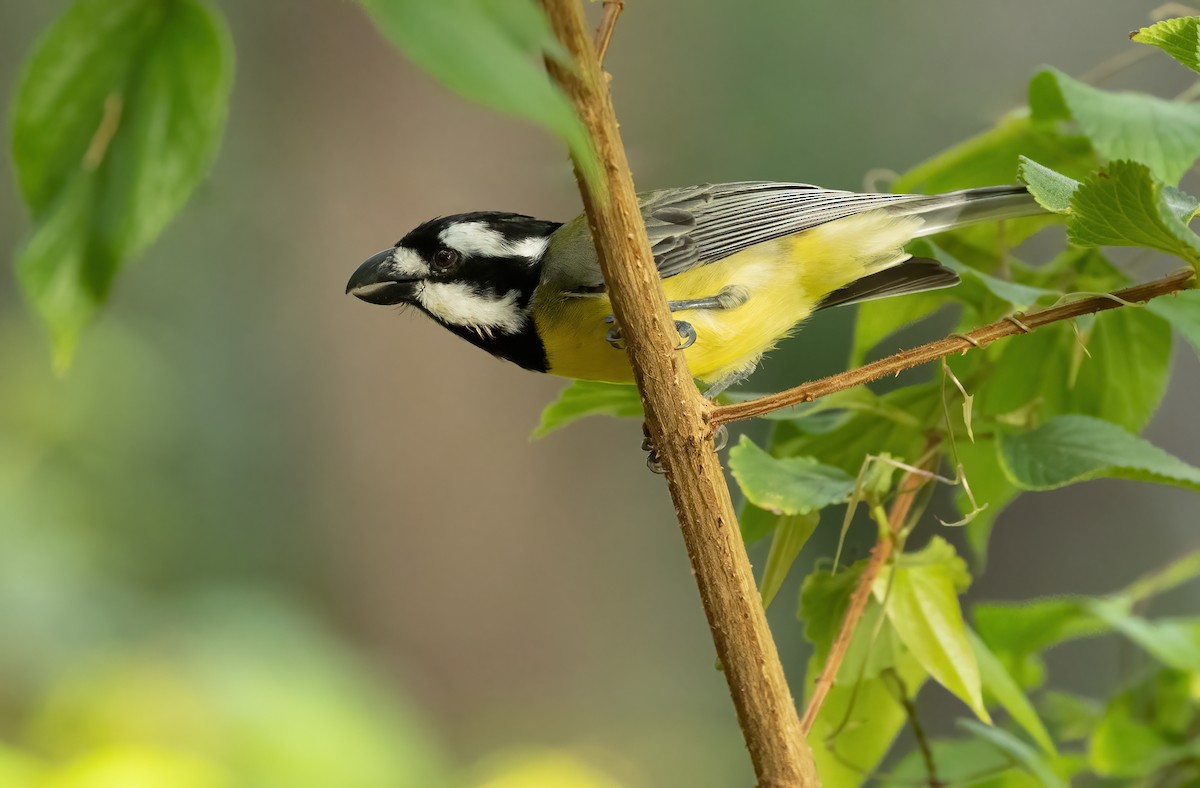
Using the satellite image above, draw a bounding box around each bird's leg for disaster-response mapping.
[604,286,747,350]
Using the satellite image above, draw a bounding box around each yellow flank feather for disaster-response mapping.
[532,211,924,385]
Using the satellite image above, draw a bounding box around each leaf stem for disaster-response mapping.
[713,270,1196,427]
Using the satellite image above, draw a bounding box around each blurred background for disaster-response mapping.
[1,1,1197,785]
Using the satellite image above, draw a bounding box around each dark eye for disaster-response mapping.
[433,248,459,269]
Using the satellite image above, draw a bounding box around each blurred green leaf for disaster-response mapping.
[1132,16,1200,73]
[532,381,642,438]
[1147,290,1200,356]
[357,0,596,184]
[1039,691,1104,743]
[1030,68,1200,184]
[1068,161,1200,267]
[875,537,990,723]
[887,738,1041,787]
[969,629,1056,755]
[26,594,447,788]
[759,512,818,610]
[48,746,228,788]
[974,599,1104,664]
[0,744,48,787]
[1089,679,1200,778]
[960,720,1067,788]
[1086,600,1200,671]
[475,749,623,788]
[728,437,856,516]
[998,414,1200,492]
[11,0,233,369]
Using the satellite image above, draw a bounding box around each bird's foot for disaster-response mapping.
[603,314,696,351]
[641,422,730,474]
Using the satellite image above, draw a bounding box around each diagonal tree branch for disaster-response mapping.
[800,453,935,736]
[539,2,819,785]
[713,269,1196,426]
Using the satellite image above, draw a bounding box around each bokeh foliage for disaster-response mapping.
[8,1,1200,786]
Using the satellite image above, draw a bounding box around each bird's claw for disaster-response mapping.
[641,421,729,473]
[605,316,695,351]
[675,320,696,350]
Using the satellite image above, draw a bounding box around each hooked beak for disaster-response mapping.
[346,249,423,305]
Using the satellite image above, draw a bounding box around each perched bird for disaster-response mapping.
[347,181,1040,395]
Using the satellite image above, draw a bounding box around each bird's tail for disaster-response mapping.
[891,185,1044,237]
[813,185,1042,311]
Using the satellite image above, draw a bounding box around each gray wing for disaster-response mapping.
[647,181,934,276]
[543,181,929,292]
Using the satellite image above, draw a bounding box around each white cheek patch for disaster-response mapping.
[417,281,526,336]
[388,246,428,278]
[438,222,548,261]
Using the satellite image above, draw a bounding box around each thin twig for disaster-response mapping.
[713,270,1195,426]
[883,668,944,788]
[800,452,937,735]
[593,0,624,64]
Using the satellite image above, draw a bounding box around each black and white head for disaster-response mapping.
[346,212,561,369]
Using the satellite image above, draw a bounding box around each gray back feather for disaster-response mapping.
[540,181,1037,293]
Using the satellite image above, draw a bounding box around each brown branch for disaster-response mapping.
[800,455,935,736]
[714,269,1196,427]
[593,0,624,64]
[540,2,819,785]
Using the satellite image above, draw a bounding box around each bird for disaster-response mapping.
[346,181,1041,396]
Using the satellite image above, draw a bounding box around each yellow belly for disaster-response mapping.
[532,212,921,384]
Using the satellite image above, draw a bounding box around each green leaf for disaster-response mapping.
[727,437,856,515]
[983,294,1172,432]
[759,512,818,610]
[888,739,1043,786]
[960,720,1067,788]
[805,652,927,785]
[1086,600,1200,671]
[875,537,990,723]
[934,241,1058,310]
[1018,156,1079,213]
[11,0,233,368]
[800,561,903,682]
[1132,16,1200,73]
[357,0,596,184]
[1068,161,1200,267]
[1147,289,1200,356]
[532,381,642,438]
[969,629,1057,755]
[1031,68,1200,184]
[998,414,1200,492]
